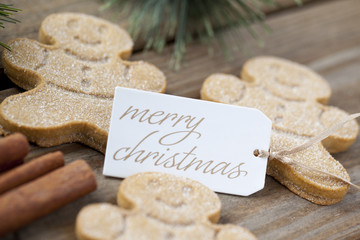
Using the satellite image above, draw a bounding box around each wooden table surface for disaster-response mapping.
[1,0,360,239]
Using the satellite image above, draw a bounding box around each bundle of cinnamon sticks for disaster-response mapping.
[0,133,97,236]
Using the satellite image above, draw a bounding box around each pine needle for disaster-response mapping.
[0,3,21,50]
[101,0,301,69]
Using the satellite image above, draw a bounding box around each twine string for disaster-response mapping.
[256,113,360,190]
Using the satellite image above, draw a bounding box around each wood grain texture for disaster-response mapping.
[1,0,360,239]
[0,0,311,67]
[131,0,360,98]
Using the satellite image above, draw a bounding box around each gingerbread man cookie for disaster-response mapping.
[201,56,359,205]
[76,172,256,240]
[1,13,166,153]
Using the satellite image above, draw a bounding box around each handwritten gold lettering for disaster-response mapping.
[180,158,214,174]
[159,130,201,146]
[146,110,165,124]
[113,147,130,160]
[114,105,248,180]
[154,151,168,166]
[135,151,160,163]
[157,113,178,124]
[227,163,247,179]
[119,106,205,137]
[119,106,150,121]
[114,131,158,161]
[163,153,181,168]
[175,146,197,170]
[210,162,231,175]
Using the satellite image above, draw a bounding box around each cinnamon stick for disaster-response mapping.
[0,160,97,236]
[0,151,64,195]
[0,133,29,172]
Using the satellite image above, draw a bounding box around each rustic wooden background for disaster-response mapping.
[1,0,360,239]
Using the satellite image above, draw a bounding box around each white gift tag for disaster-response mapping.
[104,87,272,196]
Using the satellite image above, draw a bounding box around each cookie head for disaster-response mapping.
[76,172,257,240]
[117,172,221,225]
[39,13,133,60]
[242,56,331,103]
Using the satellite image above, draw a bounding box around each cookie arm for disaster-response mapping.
[122,60,167,93]
[0,85,111,153]
[320,105,359,153]
[2,39,54,90]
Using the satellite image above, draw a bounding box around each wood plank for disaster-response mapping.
[0,0,315,69]
[0,0,124,44]
[130,0,360,98]
[1,0,360,239]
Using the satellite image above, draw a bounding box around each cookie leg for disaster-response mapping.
[268,130,350,205]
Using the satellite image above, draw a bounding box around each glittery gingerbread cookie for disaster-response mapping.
[1,13,166,153]
[201,56,359,205]
[76,172,256,240]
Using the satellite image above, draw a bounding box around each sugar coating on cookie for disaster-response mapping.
[241,56,331,103]
[117,172,221,225]
[76,172,257,240]
[269,130,350,204]
[0,13,167,153]
[201,56,358,205]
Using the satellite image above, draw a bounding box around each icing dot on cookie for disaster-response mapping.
[81,79,92,90]
[274,116,283,124]
[148,179,159,189]
[276,104,286,111]
[98,25,108,34]
[67,19,79,29]
[81,66,92,76]
[182,186,193,197]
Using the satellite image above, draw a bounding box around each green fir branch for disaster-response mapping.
[0,3,21,50]
[102,0,301,70]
